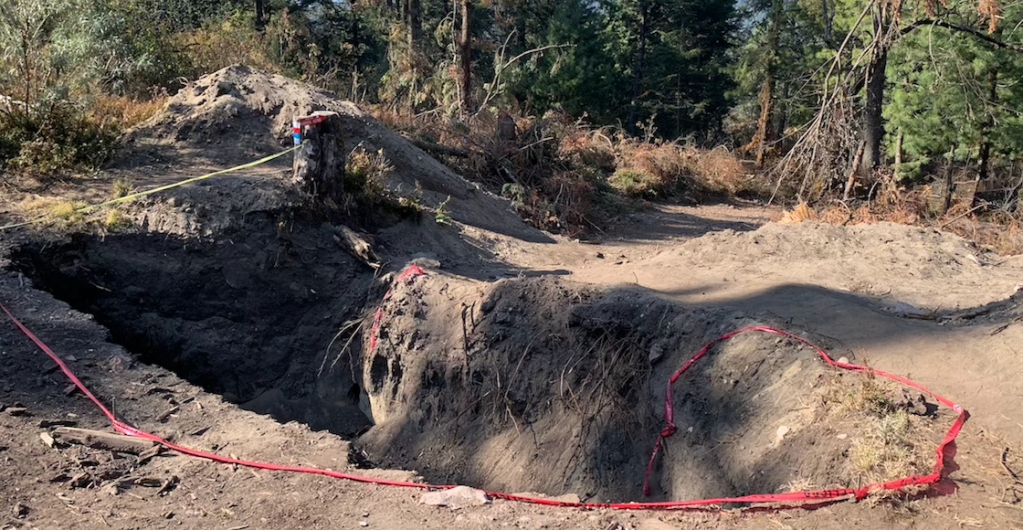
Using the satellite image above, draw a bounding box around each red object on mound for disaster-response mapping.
[1,269,967,511]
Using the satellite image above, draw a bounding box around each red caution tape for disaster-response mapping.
[368,264,426,353]
[1,283,967,511]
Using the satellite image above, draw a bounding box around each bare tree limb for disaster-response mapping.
[904,19,1023,54]
[476,43,575,113]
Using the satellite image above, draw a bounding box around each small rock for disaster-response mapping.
[634,519,677,530]
[39,432,55,448]
[13,503,28,518]
[595,253,604,259]
[359,522,369,528]
[411,257,442,269]
[837,434,848,440]
[775,425,790,444]
[552,493,581,504]
[421,486,490,509]
[837,357,850,365]
[648,342,665,364]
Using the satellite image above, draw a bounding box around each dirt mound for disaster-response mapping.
[121,65,542,241]
[355,272,952,503]
[649,221,1023,310]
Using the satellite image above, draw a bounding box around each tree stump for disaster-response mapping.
[293,111,345,203]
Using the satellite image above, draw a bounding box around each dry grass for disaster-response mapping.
[91,94,168,130]
[849,410,921,484]
[366,106,767,236]
[779,203,815,224]
[787,186,1023,255]
[17,196,90,229]
[111,178,136,199]
[822,374,934,493]
[779,475,819,493]
[689,147,762,196]
[103,209,134,231]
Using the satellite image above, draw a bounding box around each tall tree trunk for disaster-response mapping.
[862,47,889,172]
[751,0,782,168]
[979,69,998,180]
[408,0,422,48]
[862,8,892,172]
[822,0,834,47]
[459,0,473,113]
[775,82,789,142]
[627,0,650,135]
[255,0,265,32]
[893,129,904,180]
[942,145,956,214]
[754,77,775,168]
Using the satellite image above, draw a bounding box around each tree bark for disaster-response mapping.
[459,0,473,113]
[740,0,782,167]
[942,145,956,214]
[979,69,997,181]
[893,129,904,180]
[862,4,896,173]
[255,0,265,32]
[775,82,789,143]
[822,0,834,47]
[754,77,775,168]
[844,141,866,200]
[408,0,422,48]
[862,42,889,172]
[293,113,345,204]
[627,0,650,135]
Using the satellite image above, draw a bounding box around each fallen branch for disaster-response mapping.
[334,225,381,270]
[52,427,157,454]
[412,139,470,158]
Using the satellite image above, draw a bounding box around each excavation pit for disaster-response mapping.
[12,232,955,504]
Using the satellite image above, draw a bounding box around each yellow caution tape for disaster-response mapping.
[0,145,300,231]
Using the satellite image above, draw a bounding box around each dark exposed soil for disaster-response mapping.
[357,274,953,503]
[10,214,380,437]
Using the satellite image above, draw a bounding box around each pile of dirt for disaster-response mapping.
[355,272,952,503]
[118,65,540,241]
[649,221,1023,310]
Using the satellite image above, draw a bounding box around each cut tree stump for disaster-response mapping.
[293,111,345,203]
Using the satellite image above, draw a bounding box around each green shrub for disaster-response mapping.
[609,168,662,198]
[0,106,119,175]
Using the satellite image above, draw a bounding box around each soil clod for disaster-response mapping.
[421,486,491,509]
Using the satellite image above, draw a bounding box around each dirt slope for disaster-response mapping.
[114,65,542,241]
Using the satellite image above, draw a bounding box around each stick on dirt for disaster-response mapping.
[52,427,157,454]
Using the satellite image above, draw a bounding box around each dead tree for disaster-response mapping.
[293,112,345,203]
[459,0,474,114]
